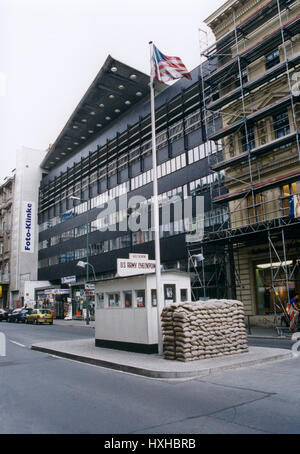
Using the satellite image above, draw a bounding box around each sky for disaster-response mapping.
[0,0,225,183]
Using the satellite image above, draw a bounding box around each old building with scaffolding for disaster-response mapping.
[190,0,300,323]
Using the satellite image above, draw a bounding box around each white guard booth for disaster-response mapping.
[95,270,191,353]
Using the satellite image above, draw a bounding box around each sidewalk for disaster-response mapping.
[247,326,293,339]
[54,319,95,329]
[54,319,293,339]
[31,338,294,379]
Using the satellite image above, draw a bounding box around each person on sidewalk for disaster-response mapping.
[288,294,300,330]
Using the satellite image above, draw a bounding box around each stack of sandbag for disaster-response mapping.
[161,299,248,362]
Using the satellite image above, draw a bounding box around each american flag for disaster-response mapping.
[152,44,192,83]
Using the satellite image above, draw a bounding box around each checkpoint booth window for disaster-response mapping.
[181,289,188,302]
[164,284,176,305]
[108,292,120,308]
[136,290,145,308]
[151,289,157,307]
[124,291,132,308]
[97,293,104,309]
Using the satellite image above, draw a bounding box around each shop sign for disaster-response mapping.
[61,209,75,222]
[44,289,70,295]
[22,201,35,253]
[85,283,95,290]
[61,275,77,284]
[117,258,156,277]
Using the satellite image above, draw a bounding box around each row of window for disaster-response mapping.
[131,152,187,191]
[39,139,221,233]
[240,110,290,153]
[38,204,229,269]
[234,48,281,90]
[38,233,131,268]
[98,285,188,309]
[39,168,225,251]
[246,183,300,225]
[39,108,203,210]
[39,183,186,250]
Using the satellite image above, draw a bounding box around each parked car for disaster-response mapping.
[0,308,12,321]
[26,309,53,325]
[8,308,33,323]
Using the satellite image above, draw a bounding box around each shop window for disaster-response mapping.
[108,293,120,308]
[164,284,176,304]
[255,262,295,315]
[124,291,132,308]
[136,290,145,307]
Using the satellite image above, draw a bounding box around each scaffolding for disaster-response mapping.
[187,0,300,331]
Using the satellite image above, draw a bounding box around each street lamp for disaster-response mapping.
[70,195,93,325]
[77,261,96,281]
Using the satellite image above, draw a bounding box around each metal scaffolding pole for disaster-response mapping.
[276,0,300,161]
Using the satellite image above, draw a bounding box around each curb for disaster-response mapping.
[31,345,294,379]
[53,323,95,329]
[248,336,292,340]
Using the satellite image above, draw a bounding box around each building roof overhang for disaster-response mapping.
[41,55,166,170]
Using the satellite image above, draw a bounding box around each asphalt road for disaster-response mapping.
[0,321,299,434]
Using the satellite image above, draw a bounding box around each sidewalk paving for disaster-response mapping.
[31,338,294,379]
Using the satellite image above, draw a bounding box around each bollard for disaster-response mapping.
[0,332,6,356]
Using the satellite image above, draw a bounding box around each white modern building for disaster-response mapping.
[7,146,50,307]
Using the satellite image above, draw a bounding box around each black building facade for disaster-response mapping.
[38,55,227,298]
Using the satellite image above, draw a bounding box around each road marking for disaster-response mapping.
[9,340,27,348]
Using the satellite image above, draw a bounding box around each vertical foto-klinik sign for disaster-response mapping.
[22,201,35,253]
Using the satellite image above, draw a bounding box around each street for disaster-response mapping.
[0,321,299,434]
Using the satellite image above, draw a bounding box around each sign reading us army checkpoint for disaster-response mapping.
[117,256,156,277]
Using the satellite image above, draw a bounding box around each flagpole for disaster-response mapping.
[149,41,163,356]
